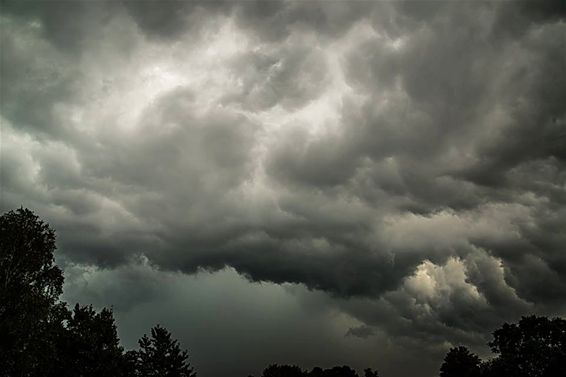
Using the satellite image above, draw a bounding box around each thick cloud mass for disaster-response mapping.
[1,1,565,376]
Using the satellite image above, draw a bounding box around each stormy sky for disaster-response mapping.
[1,1,565,376]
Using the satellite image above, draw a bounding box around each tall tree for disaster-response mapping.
[54,304,130,377]
[130,325,196,377]
[439,316,566,377]
[0,208,64,376]
[487,316,566,377]
[439,346,481,377]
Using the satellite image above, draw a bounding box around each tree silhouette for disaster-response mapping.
[0,208,199,377]
[262,364,305,377]
[439,346,481,377]
[363,368,379,377]
[0,208,64,376]
[260,364,373,377]
[319,366,359,377]
[307,367,324,377]
[129,325,197,377]
[55,304,130,377]
[487,316,566,377]
[438,316,566,377]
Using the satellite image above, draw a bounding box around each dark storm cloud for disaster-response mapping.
[222,41,330,111]
[0,0,109,52]
[0,15,76,137]
[346,325,375,339]
[234,0,376,42]
[1,1,565,376]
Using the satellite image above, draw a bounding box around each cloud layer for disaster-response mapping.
[1,1,565,376]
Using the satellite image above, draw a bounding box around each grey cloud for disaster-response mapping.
[1,1,565,376]
[224,42,330,111]
[346,325,375,339]
[491,0,566,39]
[121,0,201,39]
[61,255,164,312]
[0,16,76,137]
[337,252,525,353]
[121,0,237,40]
[96,88,257,188]
[456,24,566,185]
[265,125,360,187]
[0,0,110,52]
[62,263,395,376]
[234,0,375,42]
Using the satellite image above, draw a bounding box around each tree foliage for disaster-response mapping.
[56,304,130,377]
[0,208,64,376]
[259,364,379,377]
[439,346,481,377]
[315,366,359,377]
[262,364,305,377]
[487,316,566,377]
[128,325,197,377]
[0,208,196,377]
[440,316,566,377]
[363,368,379,377]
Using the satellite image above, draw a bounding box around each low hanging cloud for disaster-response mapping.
[1,1,565,375]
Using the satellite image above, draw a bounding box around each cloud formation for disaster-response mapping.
[1,1,565,376]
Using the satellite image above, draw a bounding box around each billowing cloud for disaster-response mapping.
[1,1,565,376]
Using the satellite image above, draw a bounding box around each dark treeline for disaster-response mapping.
[252,365,379,377]
[1,208,565,377]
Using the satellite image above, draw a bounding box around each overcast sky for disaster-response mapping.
[1,1,565,376]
